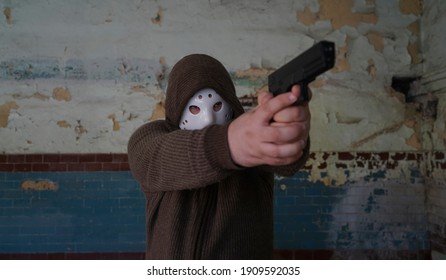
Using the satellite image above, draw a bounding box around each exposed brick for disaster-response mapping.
[25,154,43,163]
[386,162,398,169]
[79,154,96,163]
[0,153,131,171]
[391,152,406,160]
[437,162,446,169]
[85,163,102,171]
[338,152,355,160]
[49,163,67,172]
[322,152,332,161]
[336,163,348,169]
[8,155,25,163]
[32,163,50,172]
[435,151,445,160]
[60,154,79,163]
[357,152,371,160]
[103,163,122,171]
[0,152,440,176]
[377,152,389,161]
[112,154,128,163]
[120,162,130,171]
[0,163,13,172]
[67,163,85,171]
[14,163,32,172]
[43,154,60,163]
[96,154,113,162]
[410,153,424,161]
[0,155,7,163]
[302,164,312,170]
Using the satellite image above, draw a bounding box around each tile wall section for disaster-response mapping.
[0,152,444,259]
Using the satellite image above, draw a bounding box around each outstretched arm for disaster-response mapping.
[128,121,240,193]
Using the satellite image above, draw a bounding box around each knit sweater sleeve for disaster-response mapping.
[127,120,240,193]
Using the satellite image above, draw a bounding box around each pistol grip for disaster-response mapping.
[294,83,309,105]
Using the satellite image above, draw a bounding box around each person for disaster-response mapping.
[127,54,311,259]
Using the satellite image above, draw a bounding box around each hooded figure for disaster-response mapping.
[128,54,309,259]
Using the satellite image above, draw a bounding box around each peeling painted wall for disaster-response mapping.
[420,0,446,259]
[0,0,445,259]
[0,0,440,153]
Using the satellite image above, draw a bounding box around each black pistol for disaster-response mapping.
[268,40,335,105]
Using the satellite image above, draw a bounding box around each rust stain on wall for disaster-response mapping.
[0,101,18,128]
[235,67,271,80]
[150,101,165,121]
[57,120,71,128]
[297,6,317,26]
[366,32,385,53]
[407,20,420,35]
[75,120,87,140]
[108,114,121,131]
[32,92,50,101]
[156,56,168,86]
[332,44,350,73]
[405,119,422,150]
[3,7,12,25]
[128,83,164,99]
[399,0,423,16]
[310,77,327,88]
[52,87,72,102]
[367,59,376,81]
[21,180,59,191]
[385,85,406,104]
[407,42,422,64]
[434,111,446,145]
[318,0,377,29]
[151,6,165,26]
[129,85,150,95]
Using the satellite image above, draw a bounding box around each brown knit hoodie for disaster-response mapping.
[127,54,309,259]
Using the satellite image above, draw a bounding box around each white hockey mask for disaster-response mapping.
[179,88,233,130]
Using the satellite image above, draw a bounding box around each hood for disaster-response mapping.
[165,54,244,128]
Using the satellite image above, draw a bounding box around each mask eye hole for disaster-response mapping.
[189,105,200,115]
[213,102,222,112]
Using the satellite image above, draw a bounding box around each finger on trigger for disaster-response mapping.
[257,91,273,106]
[258,92,299,122]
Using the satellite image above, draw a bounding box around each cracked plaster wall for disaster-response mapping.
[0,0,440,154]
[1,0,445,259]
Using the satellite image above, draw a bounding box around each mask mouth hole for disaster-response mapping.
[189,105,200,115]
[213,102,222,112]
